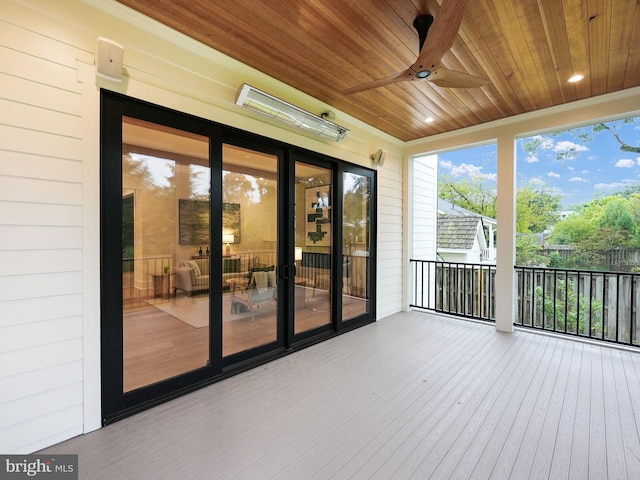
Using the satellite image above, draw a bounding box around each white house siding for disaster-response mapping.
[412,155,437,260]
[0,1,94,453]
[376,160,404,319]
[407,155,437,310]
[0,0,407,452]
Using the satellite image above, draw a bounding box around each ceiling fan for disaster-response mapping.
[343,0,488,94]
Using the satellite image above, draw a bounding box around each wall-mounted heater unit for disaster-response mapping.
[235,84,349,142]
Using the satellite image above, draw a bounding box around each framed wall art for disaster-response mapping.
[179,199,209,245]
[305,185,331,246]
[179,200,241,245]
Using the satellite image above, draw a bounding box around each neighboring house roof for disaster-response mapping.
[437,215,484,250]
[438,198,497,226]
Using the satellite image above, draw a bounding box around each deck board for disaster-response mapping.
[41,312,640,480]
[618,350,640,475]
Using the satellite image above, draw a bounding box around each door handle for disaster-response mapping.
[281,264,290,279]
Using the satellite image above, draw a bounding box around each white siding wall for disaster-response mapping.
[376,159,404,319]
[0,0,407,452]
[405,155,438,311]
[412,155,438,260]
[0,2,94,453]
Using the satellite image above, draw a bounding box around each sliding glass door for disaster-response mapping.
[342,170,373,322]
[221,143,281,359]
[121,117,211,392]
[101,91,376,423]
[293,160,333,335]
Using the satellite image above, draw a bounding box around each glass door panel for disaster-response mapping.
[342,172,371,321]
[222,144,279,356]
[294,162,332,334]
[122,117,210,392]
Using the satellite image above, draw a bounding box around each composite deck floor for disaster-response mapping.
[44,311,640,479]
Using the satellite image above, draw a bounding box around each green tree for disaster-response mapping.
[439,176,561,265]
[516,235,545,266]
[438,175,496,218]
[549,214,594,245]
[516,185,560,233]
[343,174,370,252]
[123,154,177,256]
[523,117,640,162]
[553,195,640,250]
[592,119,640,154]
[438,177,560,235]
[597,198,637,244]
[534,279,603,335]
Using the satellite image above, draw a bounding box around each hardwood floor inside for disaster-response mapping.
[124,306,209,392]
[124,289,368,391]
[45,311,640,479]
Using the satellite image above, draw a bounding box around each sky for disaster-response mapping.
[437,116,640,209]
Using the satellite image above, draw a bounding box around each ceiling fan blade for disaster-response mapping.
[343,69,413,94]
[343,0,483,94]
[427,67,488,88]
[412,0,470,73]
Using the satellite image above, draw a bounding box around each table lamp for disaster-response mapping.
[223,234,234,255]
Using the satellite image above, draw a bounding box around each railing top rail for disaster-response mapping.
[412,259,640,277]
[514,264,640,276]
[410,259,496,268]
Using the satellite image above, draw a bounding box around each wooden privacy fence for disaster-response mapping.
[544,246,640,271]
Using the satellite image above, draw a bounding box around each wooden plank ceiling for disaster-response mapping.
[117,0,640,142]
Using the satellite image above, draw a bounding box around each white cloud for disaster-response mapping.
[615,158,635,168]
[581,170,590,174]
[569,177,586,182]
[531,135,554,150]
[594,179,637,190]
[529,178,545,186]
[439,160,453,169]
[448,163,497,182]
[451,163,483,177]
[595,182,627,190]
[524,154,539,163]
[553,141,589,153]
[547,171,561,178]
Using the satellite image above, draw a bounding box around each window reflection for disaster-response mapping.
[294,162,333,334]
[121,117,210,392]
[342,172,371,320]
[222,145,279,356]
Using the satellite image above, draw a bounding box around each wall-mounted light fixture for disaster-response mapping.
[370,148,387,167]
[235,84,349,142]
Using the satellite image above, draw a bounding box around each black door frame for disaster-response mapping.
[100,91,376,424]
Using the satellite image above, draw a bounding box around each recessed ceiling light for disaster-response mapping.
[568,74,584,83]
[425,117,435,123]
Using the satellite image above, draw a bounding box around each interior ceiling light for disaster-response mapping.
[568,74,584,83]
[235,84,349,142]
[425,117,435,123]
